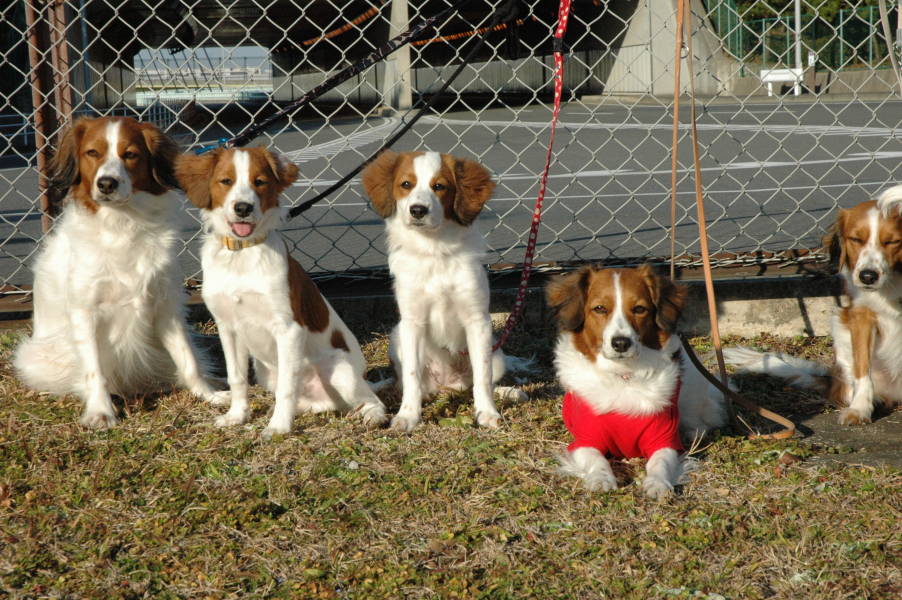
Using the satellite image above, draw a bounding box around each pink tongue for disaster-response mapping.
[231,222,254,237]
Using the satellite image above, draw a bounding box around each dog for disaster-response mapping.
[725,189,902,425]
[360,150,527,432]
[175,146,388,438]
[13,116,223,427]
[546,264,727,499]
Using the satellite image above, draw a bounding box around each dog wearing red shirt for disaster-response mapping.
[546,265,726,499]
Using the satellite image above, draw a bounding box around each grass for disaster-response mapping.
[0,317,899,599]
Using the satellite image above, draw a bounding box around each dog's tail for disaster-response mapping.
[503,353,535,373]
[722,346,830,391]
[13,335,79,396]
[367,376,396,394]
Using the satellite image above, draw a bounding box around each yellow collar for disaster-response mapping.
[220,235,266,251]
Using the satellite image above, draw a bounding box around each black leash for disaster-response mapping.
[285,0,522,219]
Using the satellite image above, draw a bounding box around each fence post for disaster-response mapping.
[25,0,60,233]
[381,0,413,112]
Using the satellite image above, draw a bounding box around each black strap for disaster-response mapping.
[285,0,522,219]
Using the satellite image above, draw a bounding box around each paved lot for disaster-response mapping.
[1,98,900,286]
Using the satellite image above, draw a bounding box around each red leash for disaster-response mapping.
[491,0,571,352]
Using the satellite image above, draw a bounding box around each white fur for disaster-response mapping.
[554,274,726,498]
[381,152,526,431]
[200,150,386,438]
[877,183,902,218]
[722,346,829,388]
[14,122,220,428]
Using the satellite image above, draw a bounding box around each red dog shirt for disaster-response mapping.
[562,380,683,459]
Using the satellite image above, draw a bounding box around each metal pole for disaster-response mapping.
[79,0,91,109]
[25,0,56,233]
[50,0,74,121]
[382,0,412,111]
[839,10,844,66]
[793,0,802,94]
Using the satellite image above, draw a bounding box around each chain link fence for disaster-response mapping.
[1,0,900,292]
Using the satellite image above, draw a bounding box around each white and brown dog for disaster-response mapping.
[726,187,902,425]
[361,150,526,432]
[176,147,387,438]
[546,265,726,499]
[14,116,222,427]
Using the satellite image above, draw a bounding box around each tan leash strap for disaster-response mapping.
[672,2,795,439]
[669,0,685,282]
[682,0,728,389]
[679,335,796,440]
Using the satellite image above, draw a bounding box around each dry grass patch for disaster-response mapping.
[0,322,899,599]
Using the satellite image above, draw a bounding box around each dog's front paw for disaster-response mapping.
[642,476,675,500]
[360,403,388,429]
[262,422,292,440]
[206,390,232,407]
[838,407,872,426]
[215,409,249,428]
[583,469,618,492]
[475,409,502,429]
[80,407,119,429]
[390,413,420,432]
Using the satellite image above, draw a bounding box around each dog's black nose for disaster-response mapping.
[234,202,253,218]
[611,336,632,353]
[859,269,879,285]
[96,176,118,194]
[409,204,428,219]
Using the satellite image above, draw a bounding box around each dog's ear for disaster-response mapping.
[263,149,299,192]
[546,266,592,332]
[451,156,495,226]
[825,209,847,273]
[361,150,400,218]
[175,150,220,210]
[637,263,686,332]
[139,122,180,190]
[48,118,90,197]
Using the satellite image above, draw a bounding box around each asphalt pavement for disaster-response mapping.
[1,98,900,287]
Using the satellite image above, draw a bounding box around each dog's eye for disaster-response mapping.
[85,149,100,158]
[254,178,266,187]
[632,305,648,315]
[122,151,138,160]
[219,178,233,186]
[432,183,445,192]
[592,305,608,315]
[848,237,864,244]
[883,239,900,246]
[400,180,411,189]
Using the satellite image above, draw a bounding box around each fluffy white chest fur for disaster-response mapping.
[15,192,219,426]
[554,333,681,417]
[30,194,183,369]
[386,219,491,352]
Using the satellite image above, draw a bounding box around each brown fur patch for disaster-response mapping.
[361,150,404,218]
[287,255,329,333]
[449,155,495,226]
[840,305,877,380]
[175,149,221,209]
[330,330,349,352]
